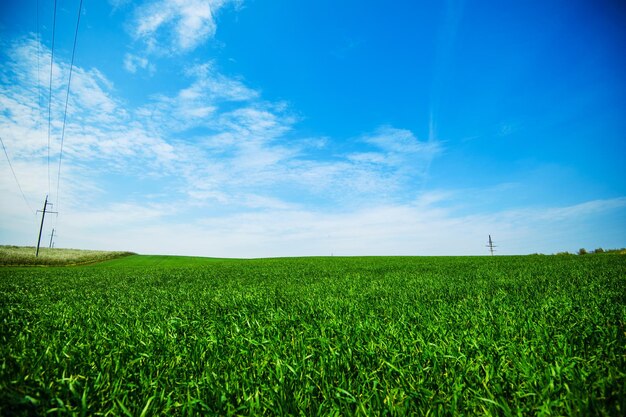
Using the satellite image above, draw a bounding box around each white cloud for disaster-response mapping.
[183,62,258,102]
[135,63,260,133]
[16,195,621,257]
[131,0,241,54]
[0,38,180,212]
[1,37,438,224]
[495,198,626,224]
[123,53,154,74]
[357,125,441,173]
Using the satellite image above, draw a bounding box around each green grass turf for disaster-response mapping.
[90,254,232,268]
[1,255,624,415]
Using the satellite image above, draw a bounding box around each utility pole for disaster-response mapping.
[49,228,56,248]
[36,195,57,257]
[486,234,496,256]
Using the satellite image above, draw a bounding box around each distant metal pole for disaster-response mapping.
[49,228,55,248]
[486,234,497,256]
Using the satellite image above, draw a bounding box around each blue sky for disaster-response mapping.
[0,0,624,256]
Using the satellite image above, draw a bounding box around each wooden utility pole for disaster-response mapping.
[486,234,496,256]
[36,195,57,257]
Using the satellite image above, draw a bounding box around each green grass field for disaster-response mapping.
[90,254,231,268]
[1,254,624,416]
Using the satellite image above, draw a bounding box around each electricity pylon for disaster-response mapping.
[486,235,497,256]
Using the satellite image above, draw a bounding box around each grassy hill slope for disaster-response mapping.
[0,246,135,266]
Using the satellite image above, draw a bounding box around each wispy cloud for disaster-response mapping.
[1,36,438,225]
[121,0,242,74]
[136,62,261,131]
[19,195,622,257]
[123,53,155,74]
[0,37,176,209]
[357,126,441,174]
[131,0,241,55]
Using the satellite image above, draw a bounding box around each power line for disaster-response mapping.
[46,0,58,197]
[36,0,43,131]
[55,0,84,211]
[0,136,34,213]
